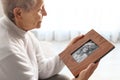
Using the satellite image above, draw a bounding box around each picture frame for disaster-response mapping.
[59,29,115,77]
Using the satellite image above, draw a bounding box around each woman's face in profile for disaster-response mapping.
[16,0,47,31]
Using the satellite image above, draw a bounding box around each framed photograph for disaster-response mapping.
[59,29,115,77]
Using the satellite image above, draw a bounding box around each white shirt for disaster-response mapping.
[0,16,64,80]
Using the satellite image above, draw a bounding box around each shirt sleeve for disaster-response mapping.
[29,32,65,79]
[0,46,36,80]
[37,52,65,79]
[35,40,65,79]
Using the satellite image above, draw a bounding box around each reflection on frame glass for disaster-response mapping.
[71,40,98,63]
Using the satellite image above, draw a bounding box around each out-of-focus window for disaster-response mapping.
[41,0,120,32]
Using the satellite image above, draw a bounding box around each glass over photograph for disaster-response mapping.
[72,40,99,63]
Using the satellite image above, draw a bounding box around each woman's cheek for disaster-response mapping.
[38,12,43,20]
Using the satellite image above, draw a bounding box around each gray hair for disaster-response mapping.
[1,0,36,22]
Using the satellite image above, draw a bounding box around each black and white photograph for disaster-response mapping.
[72,40,98,63]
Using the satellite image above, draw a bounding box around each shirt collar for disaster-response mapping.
[2,16,27,38]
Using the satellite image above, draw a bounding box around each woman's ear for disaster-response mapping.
[13,7,22,19]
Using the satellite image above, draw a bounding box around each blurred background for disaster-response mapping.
[0,0,120,80]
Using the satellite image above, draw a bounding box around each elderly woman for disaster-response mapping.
[0,0,98,80]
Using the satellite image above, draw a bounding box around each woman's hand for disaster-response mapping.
[73,62,99,80]
[67,35,84,48]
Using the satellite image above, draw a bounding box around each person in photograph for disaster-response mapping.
[72,40,98,63]
[83,41,98,56]
[72,47,88,63]
[0,0,99,80]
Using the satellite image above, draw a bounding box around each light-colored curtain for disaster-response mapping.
[0,0,119,42]
[32,29,120,43]
[42,0,120,30]
[37,0,120,42]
